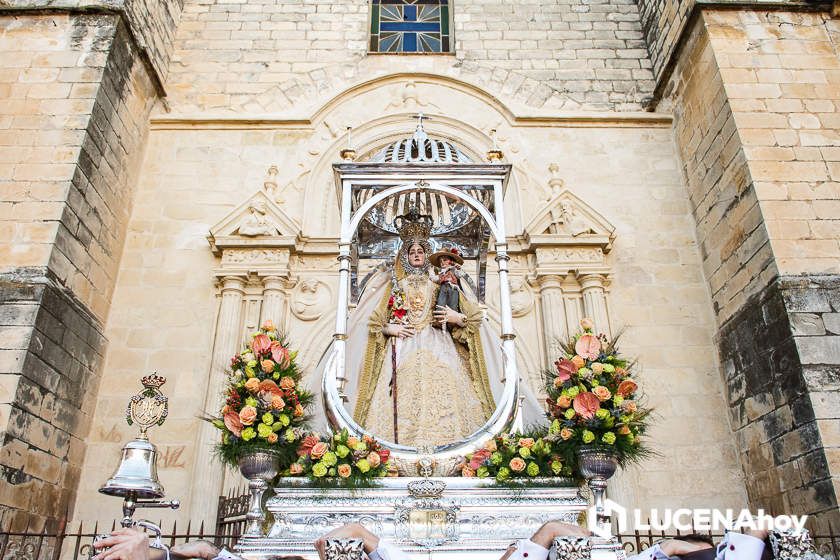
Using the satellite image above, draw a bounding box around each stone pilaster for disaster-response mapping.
[188,275,246,527]
[536,274,568,366]
[579,274,611,338]
[260,275,289,333]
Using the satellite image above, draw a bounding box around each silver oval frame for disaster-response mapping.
[325,167,519,473]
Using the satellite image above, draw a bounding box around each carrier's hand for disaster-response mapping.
[92,528,149,560]
[434,305,465,327]
[382,323,415,338]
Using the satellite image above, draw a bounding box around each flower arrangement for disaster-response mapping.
[387,287,407,324]
[288,428,393,483]
[209,320,313,469]
[458,432,573,482]
[544,319,652,468]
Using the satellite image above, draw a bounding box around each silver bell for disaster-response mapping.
[99,437,164,499]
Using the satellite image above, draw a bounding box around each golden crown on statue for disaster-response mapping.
[395,204,433,245]
[141,374,166,390]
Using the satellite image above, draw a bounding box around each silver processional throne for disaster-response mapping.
[321,118,522,473]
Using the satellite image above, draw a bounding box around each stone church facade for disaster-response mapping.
[0,0,838,534]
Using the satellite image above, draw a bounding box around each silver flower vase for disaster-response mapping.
[576,446,619,535]
[238,450,280,537]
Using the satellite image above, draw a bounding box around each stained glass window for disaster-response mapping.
[370,0,451,54]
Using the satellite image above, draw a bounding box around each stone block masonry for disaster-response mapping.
[0,10,166,529]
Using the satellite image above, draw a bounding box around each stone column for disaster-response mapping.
[537,274,568,367]
[189,275,246,526]
[260,275,288,332]
[579,273,611,338]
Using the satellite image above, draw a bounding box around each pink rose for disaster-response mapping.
[337,464,352,478]
[270,342,291,369]
[224,411,243,437]
[573,392,600,419]
[580,318,594,331]
[239,406,257,426]
[289,462,304,475]
[251,334,272,357]
[297,435,319,457]
[367,452,381,468]
[593,386,612,402]
[509,457,526,472]
[469,449,491,470]
[575,334,601,360]
[554,358,577,382]
[310,441,329,460]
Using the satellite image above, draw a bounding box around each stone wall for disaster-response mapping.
[0,0,185,83]
[666,6,840,528]
[166,0,656,114]
[636,0,693,81]
[0,12,160,529]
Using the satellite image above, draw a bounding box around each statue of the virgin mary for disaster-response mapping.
[346,208,496,446]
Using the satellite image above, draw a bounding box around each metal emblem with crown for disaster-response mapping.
[99,374,180,526]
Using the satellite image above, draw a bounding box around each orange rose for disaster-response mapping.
[221,404,230,415]
[556,395,572,409]
[244,378,260,393]
[270,341,291,369]
[261,320,276,332]
[518,438,535,449]
[367,452,381,468]
[615,367,627,378]
[593,386,612,402]
[294,403,304,417]
[251,334,272,357]
[509,457,526,472]
[560,428,574,440]
[261,359,275,374]
[239,406,257,426]
[271,395,286,410]
[266,432,278,444]
[279,376,296,390]
[618,425,631,435]
[289,462,304,475]
[461,465,476,477]
[310,441,329,460]
[347,436,360,448]
[617,379,638,398]
[571,355,585,369]
[591,363,604,375]
[224,411,243,437]
[484,439,498,452]
[622,401,638,413]
[337,464,352,478]
[363,435,374,445]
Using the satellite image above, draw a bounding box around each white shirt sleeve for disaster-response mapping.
[716,533,766,560]
[626,544,670,560]
[213,549,242,560]
[507,539,551,560]
[368,540,410,560]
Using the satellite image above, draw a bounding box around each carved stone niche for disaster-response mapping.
[523,188,615,276]
[208,189,302,277]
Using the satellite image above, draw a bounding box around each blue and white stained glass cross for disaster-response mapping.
[370,0,450,53]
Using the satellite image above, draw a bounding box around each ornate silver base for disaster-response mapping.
[235,477,589,559]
